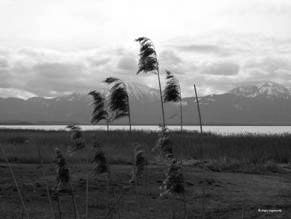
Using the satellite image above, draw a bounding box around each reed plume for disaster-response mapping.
[104,77,132,132]
[88,90,110,132]
[164,71,180,103]
[164,70,183,132]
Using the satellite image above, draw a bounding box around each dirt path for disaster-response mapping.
[0,163,290,219]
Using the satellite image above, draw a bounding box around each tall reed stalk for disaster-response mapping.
[37,145,55,219]
[157,70,166,129]
[135,37,166,128]
[56,193,62,219]
[194,84,203,134]
[0,145,29,218]
[55,147,79,219]
[85,148,90,219]
[66,125,86,219]
[69,182,79,219]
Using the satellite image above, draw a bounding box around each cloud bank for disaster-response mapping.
[0,33,290,98]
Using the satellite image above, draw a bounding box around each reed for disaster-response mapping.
[129,144,147,185]
[193,84,203,134]
[67,125,88,219]
[89,91,110,133]
[163,70,183,132]
[104,77,132,133]
[54,148,79,219]
[135,37,166,129]
[2,130,291,168]
[37,144,55,219]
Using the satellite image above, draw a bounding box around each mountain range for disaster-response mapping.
[1,81,291,125]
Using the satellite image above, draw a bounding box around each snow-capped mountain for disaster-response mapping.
[1,81,291,125]
[229,81,290,98]
[125,82,160,102]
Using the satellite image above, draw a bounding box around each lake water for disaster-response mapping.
[0,125,291,135]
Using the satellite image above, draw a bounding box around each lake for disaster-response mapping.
[0,125,291,135]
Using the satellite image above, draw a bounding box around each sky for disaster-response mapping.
[0,0,290,98]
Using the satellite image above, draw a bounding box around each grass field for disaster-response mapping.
[0,129,291,218]
[1,129,291,167]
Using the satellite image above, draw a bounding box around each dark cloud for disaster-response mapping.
[23,62,101,96]
[202,62,240,76]
[87,57,110,67]
[0,37,290,98]
[245,57,291,74]
[159,50,182,65]
[117,55,137,72]
[174,44,233,56]
[179,73,240,96]
[33,62,83,79]
[0,58,8,68]
[159,50,186,74]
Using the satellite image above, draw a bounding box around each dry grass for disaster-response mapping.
[1,129,291,167]
[0,129,291,218]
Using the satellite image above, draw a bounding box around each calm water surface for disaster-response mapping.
[0,125,291,135]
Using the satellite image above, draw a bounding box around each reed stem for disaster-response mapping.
[38,145,55,219]
[194,84,203,134]
[0,145,29,219]
[157,69,166,128]
[69,182,80,219]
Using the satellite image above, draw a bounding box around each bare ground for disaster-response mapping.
[1,163,291,219]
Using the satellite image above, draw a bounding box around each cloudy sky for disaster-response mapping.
[0,0,290,98]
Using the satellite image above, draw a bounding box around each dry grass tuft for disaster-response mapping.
[160,159,184,197]
[129,144,148,184]
[91,140,110,176]
[54,148,70,192]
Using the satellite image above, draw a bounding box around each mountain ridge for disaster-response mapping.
[0,81,291,125]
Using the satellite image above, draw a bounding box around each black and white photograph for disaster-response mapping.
[0,0,290,218]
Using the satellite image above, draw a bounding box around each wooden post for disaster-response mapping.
[106,119,109,133]
[126,87,132,133]
[179,84,183,133]
[194,84,203,134]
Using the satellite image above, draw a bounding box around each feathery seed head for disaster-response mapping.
[104,77,120,84]
[89,90,109,124]
[135,37,159,74]
[104,77,129,121]
[163,70,180,103]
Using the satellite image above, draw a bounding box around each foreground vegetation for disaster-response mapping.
[1,129,291,167]
[1,129,291,218]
